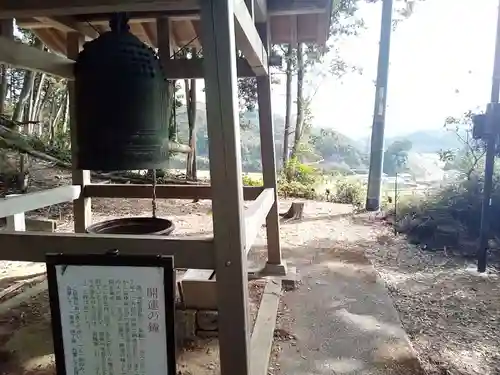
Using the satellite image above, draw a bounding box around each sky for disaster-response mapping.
[270,0,500,140]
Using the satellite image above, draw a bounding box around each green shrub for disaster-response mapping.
[278,180,317,199]
[282,157,318,186]
[331,179,365,209]
[242,174,263,186]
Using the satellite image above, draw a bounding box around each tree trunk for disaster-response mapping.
[51,91,66,140]
[12,70,36,123]
[28,82,34,125]
[185,79,191,177]
[282,44,293,170]
[167,80,177,141]
[12,39,43,123]
[185,78,197,180]
[0,21,13,115]
[290,42,304,161]
[35,80,53,121]
[0,65,8,115]
[32,73,46,121]
[62,93,69,135]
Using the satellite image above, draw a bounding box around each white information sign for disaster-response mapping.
[54,264,170,375]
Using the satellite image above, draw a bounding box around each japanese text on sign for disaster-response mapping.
[55,265,170,375]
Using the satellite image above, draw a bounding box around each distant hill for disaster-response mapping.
[170,105,368,172]
[387,130,461,153]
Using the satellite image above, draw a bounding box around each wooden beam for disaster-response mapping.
[4,194,26,231]
[201,0,250,373]
[0,36,74,78]
[267,0,326,16]
[256,22,283,269]
[233,0,268,76]
[0,186,81,218]
[268,8,325,16]
[67,33,91,233]
[0,19,13,37]
[0,232,214,269]
[34,16,99,39]
[162,57,255,79]
[84,184,264,201]
[244,188,274,252]
[254,0,267,22]
[0,0,199,19]
[249,279,281,375]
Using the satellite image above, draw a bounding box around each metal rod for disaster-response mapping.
[366,0,394,211]
[478,0,500,272]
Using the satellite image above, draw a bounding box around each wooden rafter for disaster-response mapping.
[34,16,99,39]
[129,22,151,45]
[0,35,255,79]
[172,19,200,49]
[33,28,65,54]
[47,28,66,53]
[141,21,158,46]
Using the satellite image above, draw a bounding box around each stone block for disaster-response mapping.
[196,310,218,331]
[175,309,197,350]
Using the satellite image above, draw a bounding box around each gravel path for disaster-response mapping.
[267,211,422,375]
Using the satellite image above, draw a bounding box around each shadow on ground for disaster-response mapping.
[261,235,424,375]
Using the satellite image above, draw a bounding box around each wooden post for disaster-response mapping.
[67,33,91,233]
[156,16,172,69]
[200,0,250,374]
[256,22,285,274]
[157,16,177,152]
[5,194,26,231]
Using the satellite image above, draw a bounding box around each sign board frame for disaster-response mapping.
[46,253,176,375]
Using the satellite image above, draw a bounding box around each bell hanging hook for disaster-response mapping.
[109,12,130,33]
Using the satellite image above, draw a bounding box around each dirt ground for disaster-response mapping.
[1,166,500,374]
[267,212,500,375]
[361,217,500,375]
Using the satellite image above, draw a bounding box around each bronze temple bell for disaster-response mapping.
[74,13,169,171]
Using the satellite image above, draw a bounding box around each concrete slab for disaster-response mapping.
[274,246,423,375]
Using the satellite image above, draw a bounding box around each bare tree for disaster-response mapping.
[282,44,293,169]
[185,78,197,180]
